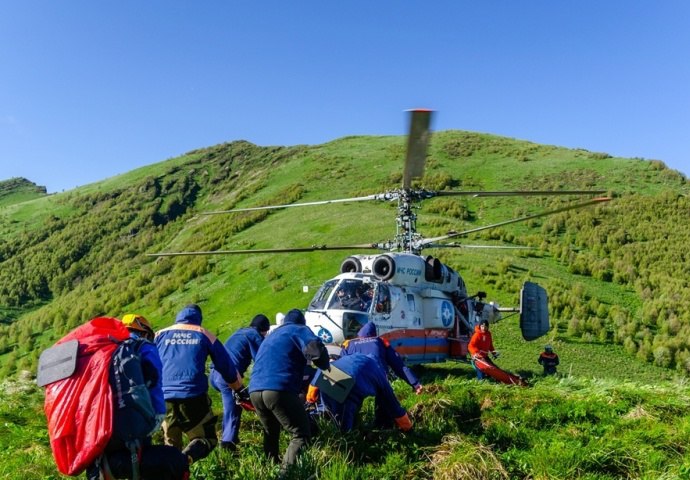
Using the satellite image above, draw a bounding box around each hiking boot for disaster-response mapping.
[220,441,237,452]
[182,438,213,463]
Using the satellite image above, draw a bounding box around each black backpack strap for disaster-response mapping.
[101,454,115,480]
[87,455,115,480]
[126,439,142,480]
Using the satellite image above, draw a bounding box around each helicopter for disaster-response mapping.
[149,109,611,365]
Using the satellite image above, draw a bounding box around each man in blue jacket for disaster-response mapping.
[210,313,270,451]
[342,322,422,394]
[155,304,242,464]
[248,309,330,474]
[306,353,413,433]
[121,314,166,431]
[86,314,191,480]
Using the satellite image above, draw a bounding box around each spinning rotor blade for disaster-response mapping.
[422,197,612,246]
[204,190,608,214]
[403,109,433,189]
[424,243,534,249]
[147,243,380,257]
[433,190,607,198]
[201,193,393,215]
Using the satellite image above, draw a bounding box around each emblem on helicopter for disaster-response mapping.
[317,327,334,344]
[149,109,612,365]
[440,301,453,327]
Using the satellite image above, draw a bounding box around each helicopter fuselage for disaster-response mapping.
[302,253,504,364]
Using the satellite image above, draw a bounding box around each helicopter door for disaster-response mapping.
[370,284,392,330]
[449,302,471,359]
[373,284,391,315]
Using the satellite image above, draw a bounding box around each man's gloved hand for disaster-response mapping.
[149,413,165,436]
[233,387,251,405]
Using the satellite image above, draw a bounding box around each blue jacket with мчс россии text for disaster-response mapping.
[155,304,238,400]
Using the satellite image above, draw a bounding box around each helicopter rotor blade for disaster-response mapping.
[424,243,535,249]
[203,189,608,214]
[421,197,612,246]
[402,109,433,189]
[433,189,608,198]
[147,243,381,257]
[200,193,396,215]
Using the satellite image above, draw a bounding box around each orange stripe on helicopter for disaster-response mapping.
[381,328,450,356]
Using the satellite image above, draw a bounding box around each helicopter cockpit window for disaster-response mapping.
[330,279,370,312]
[375,284,391,314]
[309,280,338,310]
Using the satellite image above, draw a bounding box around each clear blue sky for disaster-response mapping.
[1,1,688,193]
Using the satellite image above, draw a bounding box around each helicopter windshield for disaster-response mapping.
[309,280,338,310]
[329,279,373,312]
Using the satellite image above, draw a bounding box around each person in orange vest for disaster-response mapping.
[468,320,498,380]
[538,344,560,375]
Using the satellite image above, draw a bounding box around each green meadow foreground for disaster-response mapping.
[3,352,690,480]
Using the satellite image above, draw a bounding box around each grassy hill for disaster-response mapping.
[1,130,690,478]
[0,177,47,208]
[1,131,688,377]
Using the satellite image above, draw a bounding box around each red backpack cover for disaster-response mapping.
[43,317,130,475]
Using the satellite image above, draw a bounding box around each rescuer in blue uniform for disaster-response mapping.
[85,315,190,480]
[306,353,413,433]
[155,304,243,464]
[341,322,423,395]
[120,314,166,427]
[248,308,330,474]
[210,313,270,451]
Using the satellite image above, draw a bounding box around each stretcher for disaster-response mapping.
[473,356,527,386]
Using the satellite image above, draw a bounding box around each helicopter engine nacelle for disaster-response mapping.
[340,256,363,273]
[371,253,464,294]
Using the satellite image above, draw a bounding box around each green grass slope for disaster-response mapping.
[0,132,688,378]
[4,366,690,480]
[1,130,690,479]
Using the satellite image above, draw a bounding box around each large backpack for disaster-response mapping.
[39,317,156,476]
[108,337,156,451]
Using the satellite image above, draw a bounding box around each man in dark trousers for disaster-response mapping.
[248,309,330,475]
[155,304,243,465]
[210,314,270,451]
[538,344,560,375]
